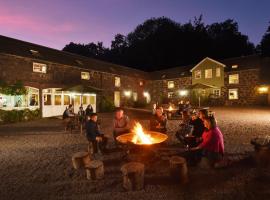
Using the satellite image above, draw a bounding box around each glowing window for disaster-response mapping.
[216,68,221,77]
[205,69,212,79]
[168,81,175,89]
[229,89,238,100]
[115,77,121,87]
[33,62,47,73]
[229,74,239,84]
[195,70,201,79]
[81,72,90,80]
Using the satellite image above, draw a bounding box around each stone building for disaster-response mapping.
[0,35,270,117]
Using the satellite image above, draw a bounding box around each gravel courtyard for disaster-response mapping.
[0,107,270,200]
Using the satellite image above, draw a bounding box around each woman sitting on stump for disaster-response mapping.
[190,114,224,166]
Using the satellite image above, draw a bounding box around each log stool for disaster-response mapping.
[169,156,188,184]
[85,160,104,180]
[72,151,91,169]
[121,162,145,191]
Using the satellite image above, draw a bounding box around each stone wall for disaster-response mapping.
[223,69,260,105]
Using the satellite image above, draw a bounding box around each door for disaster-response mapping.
[114,91,120,107]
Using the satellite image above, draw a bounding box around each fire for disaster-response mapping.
[168,105,173,111]
[132,122,154,144]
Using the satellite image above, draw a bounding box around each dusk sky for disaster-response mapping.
[0,0,269,50]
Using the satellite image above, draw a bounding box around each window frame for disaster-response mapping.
[115,76,121,87]
[167,81,175,89]
[33,62,47,73]
[205,69,213,79]
[194,70,201,79]
[81,71,90,80]
[229,74,239,84]
[228,89,238,100]
[216,68,221,77]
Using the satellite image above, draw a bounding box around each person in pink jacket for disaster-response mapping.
[191,115,224,164]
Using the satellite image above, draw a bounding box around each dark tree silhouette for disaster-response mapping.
[62,16,255,71]
[260,23,270,56]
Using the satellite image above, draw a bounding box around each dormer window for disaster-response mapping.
[30,50,40,56]
[232,65,238,69]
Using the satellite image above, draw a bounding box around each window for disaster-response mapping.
[139,81,143,86]
[216,68,221,77]
[168,81,175,89]
[90,96,95,104]
[213,89,221,97]
[33,62,47,73]
[44,94,52,105]
[195,70,201,79]
[82,96,88,104]
[229,89,238,100]
[205,69,212,79]
[133,92,138,101]
[115,76,121,87]
[168,92,174,98]
[54,95,62,105]
[81,72,90,80]
[64,95,70,105]
[229,74,239,84]
[74,95,81,106]
[232,65,238,69]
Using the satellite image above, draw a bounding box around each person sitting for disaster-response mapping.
[113,107,130,144]
[63,104,75,131]
[175,110,193,145]
[190,111,205,139]
[85,113,108,156]
[190,115,224,166]
[150,107,167,134]
[85,104,94,116]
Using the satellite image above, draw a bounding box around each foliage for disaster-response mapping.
[260,23,270,56]
[133,100,147,108]
[99,96,115,112]
[0,109,41,124]
[0,80,27,95]
[63,16,255,71]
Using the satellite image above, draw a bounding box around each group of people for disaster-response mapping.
[63,103,224,167]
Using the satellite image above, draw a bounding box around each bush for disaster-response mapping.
[133,100,147,108]
[0,109,41,124]
[99,96,115,112]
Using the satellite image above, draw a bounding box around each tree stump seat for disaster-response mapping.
[72,151,91,169]
[169,156,188,184]
[85,160,104,180]
[121,162,145,191]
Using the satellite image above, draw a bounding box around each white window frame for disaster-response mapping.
[216,68,221,77]
[33,62,47,73]
[115,76,121,87]
[229,74,239,84]
[167,81,175,89]
[228,89,238,100]
[213,89,221,97]
[205,69,212,79]
[168,92,174,98]
[194,70,201,79]
[81,72,90,80]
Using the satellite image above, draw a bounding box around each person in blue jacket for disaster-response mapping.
[85,113,108,154]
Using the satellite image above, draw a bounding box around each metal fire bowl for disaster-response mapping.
[116,131,168,146]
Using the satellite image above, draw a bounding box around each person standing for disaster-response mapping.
[85,104,94,116]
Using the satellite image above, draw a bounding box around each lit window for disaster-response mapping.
[216,68,221,77]
[33,62,47,73]
[139,81,143,86]
[44,94,52,105]
[82,96,88,104]
[213,89,221,97]
[232,65,238,69]
[81,72,90,80]
[133,92,138,101]
[229,89,238,100]
[195,70,201,79]
[168,92,174,98]
[63,95,70,105]
[74,95,81,106]
[168,81,175,89]
[229,74,239,84]
[115,76,121,87]
[205,69,212,79]
[54,95,62,105]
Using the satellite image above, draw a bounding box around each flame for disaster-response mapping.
[132,122,153,144]
[168,105,173,111]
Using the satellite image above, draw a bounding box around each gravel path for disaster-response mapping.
[0,108,270,200]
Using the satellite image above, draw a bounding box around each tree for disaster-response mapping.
[260,23,270,56]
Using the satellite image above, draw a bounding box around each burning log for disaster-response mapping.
[72,151,91,169]
[121,162,145,191]
[169,156,188,184]
[85,160,104,180]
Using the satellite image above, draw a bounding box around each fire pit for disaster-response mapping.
[116,122,168,162]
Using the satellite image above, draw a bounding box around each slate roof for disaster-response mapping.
[0,35,149,79]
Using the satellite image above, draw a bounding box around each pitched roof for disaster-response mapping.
[190,57,226,72]
[0,35,149,79]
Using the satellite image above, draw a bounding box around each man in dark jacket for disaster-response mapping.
[86,113,107,154]
[150,107,167,133]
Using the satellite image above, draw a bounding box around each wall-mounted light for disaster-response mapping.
[124,90,131,97]
[258,86,269,94]
[179,90,188,96]
[143,92,149,97]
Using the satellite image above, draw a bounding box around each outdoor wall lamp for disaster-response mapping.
[179,90,188,96]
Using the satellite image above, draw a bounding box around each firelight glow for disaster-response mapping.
[131,122,153,144]
[258,86,268,94]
